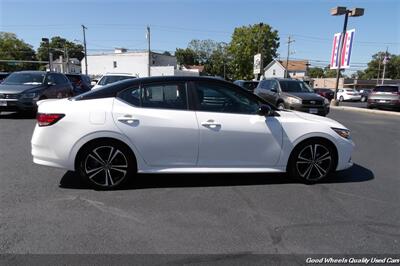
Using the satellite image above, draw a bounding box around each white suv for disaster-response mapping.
[92,73,136,90]
[337,89,361,102]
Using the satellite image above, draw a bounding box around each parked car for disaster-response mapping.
[367,85,400,110]
[336,88,361,102]
[31,76,354,189]
[357,88,372,102]
[233,80,259,92]
[254,78,330,116]
[0,72,9,83]
[66,74,92,95]
[314,88,334,101]
[0,71,73,114]
[92,73,136,90]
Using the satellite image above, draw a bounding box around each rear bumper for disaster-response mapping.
[0,99,37,112]
[367,100,400,109]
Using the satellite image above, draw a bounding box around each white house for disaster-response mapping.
[264,59,309,79]
[81,48,182,77]
[48,57,81,74]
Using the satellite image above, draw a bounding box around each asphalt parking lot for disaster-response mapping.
[0,109,399,255]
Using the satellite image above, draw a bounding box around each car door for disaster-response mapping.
[54,73,72,97]
[43,73,59,98]
[112,81,199,167]
[192,81,283,167]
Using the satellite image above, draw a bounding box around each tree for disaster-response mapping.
[188,39,221,64]
[228,23,280,80]
[162,51,172,56]
[0,32,38,72]
[175,48,198,65]
[204,42,232,79]
[324,66,338,78]
[37,36,84,63]
[361,52,400,80]
[308,67,324,78]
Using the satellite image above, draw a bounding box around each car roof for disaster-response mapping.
[75,76,244,100]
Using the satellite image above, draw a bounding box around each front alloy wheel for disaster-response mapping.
[78,141,135,189]
[289,141,335,183]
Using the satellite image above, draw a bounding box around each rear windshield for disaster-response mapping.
[98,75,134,86]
[279,80,313,93]
[373,86,399,92]
[242,82,259,91]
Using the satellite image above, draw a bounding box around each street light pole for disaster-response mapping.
[81,25,88,75]
[41,38,51,71]
[147,25,151,77]
[330,6,364,106]
[332,11,349,106]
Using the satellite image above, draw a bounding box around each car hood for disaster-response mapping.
[283,92,324,100]
[0,84,45,94]
[279,110,347,129]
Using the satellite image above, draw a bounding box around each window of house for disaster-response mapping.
[113,61,117,68]
[273,69,276,76]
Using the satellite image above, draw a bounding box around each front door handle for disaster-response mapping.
[117,115,139,124]
[201,119,221,129]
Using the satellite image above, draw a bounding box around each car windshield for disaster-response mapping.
[3,72,45,85]
[373,86,398,93]
[279,80,313,93]
[98,75,134,85]
[242,82,259,91]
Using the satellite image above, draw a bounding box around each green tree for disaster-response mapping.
[324,66,338,78]
[228,23,280,80]
[175,48,198,65]
[308,67,324,78]
[188,39,221,64]
[204,42,232,79]
[37,36,84,63]
[0,32,38,72]
[361,52,400,80]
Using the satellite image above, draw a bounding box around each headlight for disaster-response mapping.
[21,92,39,99]
[287,97,302,104]
[324,98,330,104]
[331,127,351,139]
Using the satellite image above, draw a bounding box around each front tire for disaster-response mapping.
[77,140,136,189]
[339,96,344,102]
[277,102,285,110]
[288,140,336,183]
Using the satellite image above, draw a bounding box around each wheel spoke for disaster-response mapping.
[92,149,106,164]
[314,164,325,178]
[109,149,123,164]
[106,169,114,185]
[88,168,105,180]
[111,167,127,174]
[298,155,312,162]
[107,147,115,163]
[87,154,104,165]
[303,164,314,179]
[85,166,103,174]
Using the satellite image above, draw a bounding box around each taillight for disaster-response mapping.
[37,113,65,127]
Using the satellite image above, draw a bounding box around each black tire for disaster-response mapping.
[77,139,136,190]
[288,139,336,184]
[339,96,344,102]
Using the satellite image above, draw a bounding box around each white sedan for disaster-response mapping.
[31,77,354,189]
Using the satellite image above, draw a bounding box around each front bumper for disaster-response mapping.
[336,138,355,171]
[288,103,330,116]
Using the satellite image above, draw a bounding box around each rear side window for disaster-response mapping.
[373,86,399,92]
[142,83,187,110]
[259,80,271,90]
[118,86,140,106]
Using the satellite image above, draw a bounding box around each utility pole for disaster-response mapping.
[147,25,151,77]
[377,53,382,85]
[285,35,295,78]
[381,47,388,85]
[81,24,88,75]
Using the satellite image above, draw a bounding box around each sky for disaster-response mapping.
[0,0,399,74]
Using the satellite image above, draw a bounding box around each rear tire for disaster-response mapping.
[277,102,285,110]
[361,96,366,102]
[339,96,344,102]
[77,140,136,190]
[288,139,336,184]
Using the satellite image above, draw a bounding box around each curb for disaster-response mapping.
[330,106,400,117]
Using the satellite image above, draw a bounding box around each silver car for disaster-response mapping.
[367,85,400,110]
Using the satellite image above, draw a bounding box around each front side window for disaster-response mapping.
[195,82,259,114]
[142,83,187,110]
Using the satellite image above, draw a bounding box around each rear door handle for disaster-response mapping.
[117,115,139,124]
[201,119,221,128]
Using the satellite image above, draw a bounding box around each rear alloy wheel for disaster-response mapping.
[361,96,366,102]
[339,96,344,102]
[289,140,334,183]
[78,141,135,189]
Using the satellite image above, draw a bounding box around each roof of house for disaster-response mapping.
[264,59,309,72]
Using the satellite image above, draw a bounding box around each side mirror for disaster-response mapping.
[271,88,277,93]
[258,104,273,116]
[47,81,55,86]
